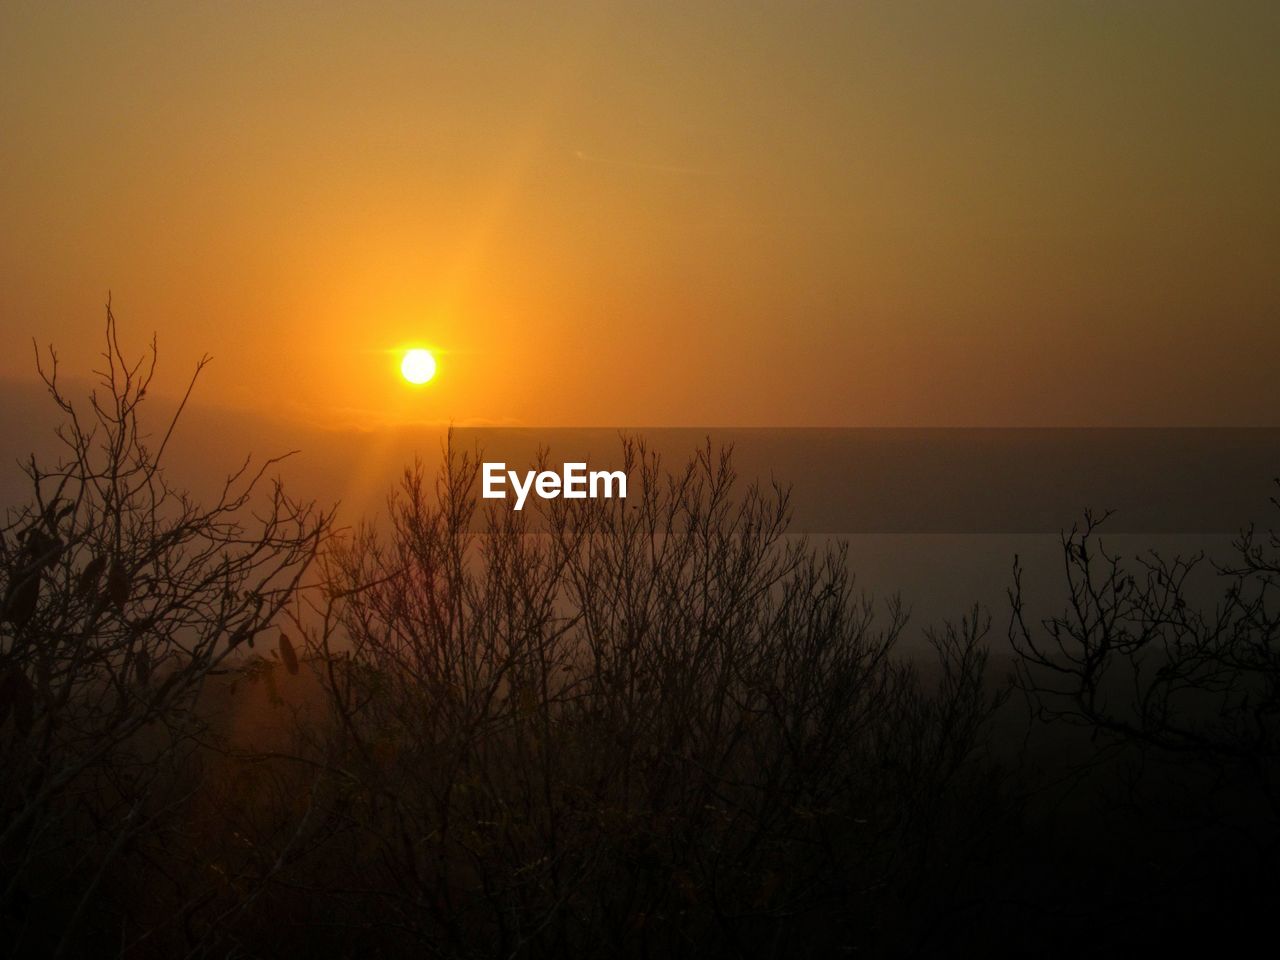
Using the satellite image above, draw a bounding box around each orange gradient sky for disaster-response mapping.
[1,2,1277,427]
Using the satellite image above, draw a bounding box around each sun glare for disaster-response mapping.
[400,348,436,385]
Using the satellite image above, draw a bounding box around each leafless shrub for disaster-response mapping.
[1011,503,1280,782]
[0,304,331,957]
[288,438,1008,957]
[1008,499,1280,941]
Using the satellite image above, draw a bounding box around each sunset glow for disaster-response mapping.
[3,4,1276,428]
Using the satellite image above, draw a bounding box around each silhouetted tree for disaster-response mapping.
[281,438,1009,958]
[0,304,331,956]
[1008,500,1280,947]
[1011,504,1280,790]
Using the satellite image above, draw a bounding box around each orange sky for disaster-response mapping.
[1,2,1277,427]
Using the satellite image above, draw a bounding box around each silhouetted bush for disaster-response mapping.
[267,440,1011,957]
[0,309,331,956]
[1007,505,1280,948]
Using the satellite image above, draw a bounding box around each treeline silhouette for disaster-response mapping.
[2,314,1278,957]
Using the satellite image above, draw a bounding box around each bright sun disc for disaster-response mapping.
[400,348,436,385]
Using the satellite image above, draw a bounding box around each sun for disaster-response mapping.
[400,348,436,385]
